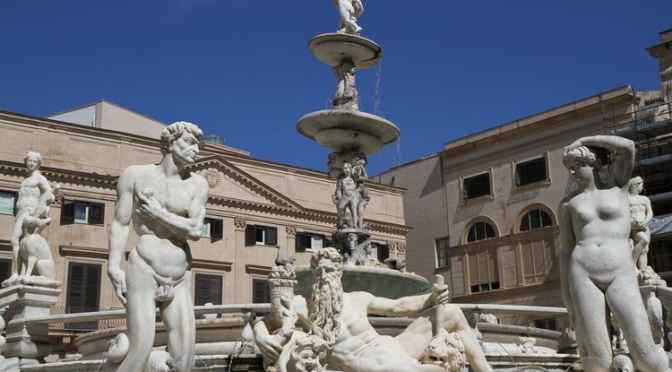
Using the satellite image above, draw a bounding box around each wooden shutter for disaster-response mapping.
[195,274,222,305]
[265,227,278,246]
[61,200,75,225]
[252,279,270,303]
[245,225,256,246]
[211,219,223,239]
[88,203,105,225]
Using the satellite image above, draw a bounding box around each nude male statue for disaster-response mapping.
[559,136,668,372]
[254,248,493,372]
[334,162,360,229]
[107,121,209,371]
[8,151,56,282]
[628,176,653,271]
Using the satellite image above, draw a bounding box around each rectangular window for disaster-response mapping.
[516,157,548,186]
[436,238,449,268]
[463,173,491,200]
[470,281,500,293]
[61,200,105,225]
[370,242,389,263]
[0,191,16,215]
[0,259,11,283]
[194,274,222,306]
[296,232,325,252]
[252,279,270,303]
[201,218,223,239]
[245,225,278,246]
[66,262,101,330]
[534,318,557,331]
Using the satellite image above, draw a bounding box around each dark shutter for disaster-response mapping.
[296,233,306,252]
[61,200,75,225]
[211,219,223,239]
[66,263,101,330]
[252,279,270,303]
[376,244,390,262]
[245,225,256,246]
[195,274,222,305]
[265,227,277,246]
[0,259,11,283]
[88,203,105,225]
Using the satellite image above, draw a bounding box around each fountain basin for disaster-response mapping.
[309,33,382,68]
[294,265,430,299]
[297,109,400,153]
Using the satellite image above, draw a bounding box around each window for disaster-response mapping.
[0,191,16,215]
[370,242,389,262]
[194,274,222,306]
[0,259,11,283]
[466,221,496,243]
[470,281,500,293]
[61,200,105,225]
[463,173,491,200]
[245,225,278,246]
[296,232,324,252]
[436,238,449,268]
[468,249,499,294]
[252,279,270,303]
[534,318,557,331]
[66,262,101,330]
[515,157,548,186]
[201,218,223,239]
[520,209,552,232]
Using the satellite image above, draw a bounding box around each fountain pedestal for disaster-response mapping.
[0,285,61,367]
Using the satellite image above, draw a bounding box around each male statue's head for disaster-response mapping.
[24,151,42,171]
[160,121,203,165]
[629,176,644,195]
[308,247,343,348]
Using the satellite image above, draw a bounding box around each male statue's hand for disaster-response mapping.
[108,267,127,305]
[432,283,450,305]
[135,189,162,220]
[255,333,284,360]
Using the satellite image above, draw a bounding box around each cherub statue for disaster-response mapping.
[333,0,364,35]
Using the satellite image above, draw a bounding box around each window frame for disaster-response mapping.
[0,190,16,215]
[202,217,223,239]
[514,156,549,188]
[435,238,450,268]
[65,261,102,330]
[295,232,325,252]
[466,221,497,243]
[461,170,493,202]
[61,200,105,225]
[194,273,223,306]
[252,278,271,304]
[245,224,278,246]
[519,209,553,232]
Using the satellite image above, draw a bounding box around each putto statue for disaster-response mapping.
[107,122,209,371]
[334,0,363,35]
[559,136,668,372]
[628,176,653,272]
[253,247,492,372]
[3,151,60,288]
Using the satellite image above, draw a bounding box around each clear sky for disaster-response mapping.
[1,1,670,176]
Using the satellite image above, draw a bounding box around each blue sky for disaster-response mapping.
[1,1,670,175]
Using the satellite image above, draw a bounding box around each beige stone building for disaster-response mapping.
[0,101,409,344]
[375,85,659,329]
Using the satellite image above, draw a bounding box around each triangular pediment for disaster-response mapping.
[188,155,302,210]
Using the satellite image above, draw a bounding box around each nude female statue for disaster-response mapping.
[559,135,668,372]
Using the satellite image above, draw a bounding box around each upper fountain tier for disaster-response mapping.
[297,33,400,155]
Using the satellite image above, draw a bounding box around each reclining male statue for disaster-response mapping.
[253,247,493,372]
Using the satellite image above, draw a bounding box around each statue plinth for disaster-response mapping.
[0,284,61,366]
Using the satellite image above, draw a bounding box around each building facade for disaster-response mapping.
[375,85,658,329]
[0,103,409,348]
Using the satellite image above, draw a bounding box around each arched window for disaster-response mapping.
[467,221,496,242]
[520,209,552,232]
